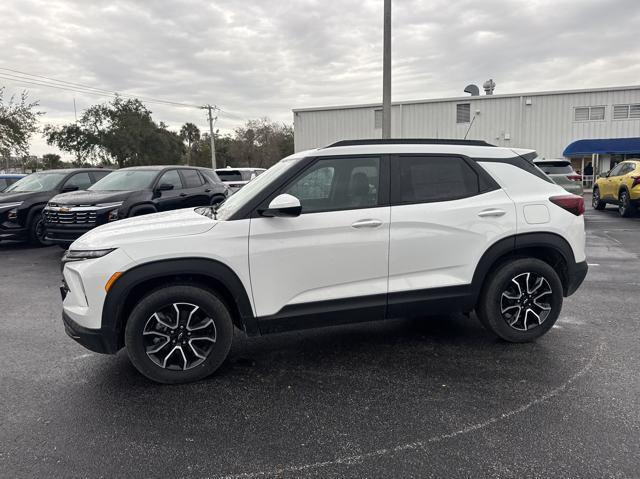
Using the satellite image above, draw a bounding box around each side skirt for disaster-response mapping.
[256,286,475,335]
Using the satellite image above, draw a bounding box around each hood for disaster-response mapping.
[0,191,44,204]
[50,190,137,206]
[71,207,218,250]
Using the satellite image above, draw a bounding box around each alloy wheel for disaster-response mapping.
[500,272,553,331]
[619,192,628,216]
[143,302,217,370]
[592,189,600,208]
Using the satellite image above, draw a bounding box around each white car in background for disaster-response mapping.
[215,167,266,193]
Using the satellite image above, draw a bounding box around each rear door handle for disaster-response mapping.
[351,219,383,229]
[477,208,506,218]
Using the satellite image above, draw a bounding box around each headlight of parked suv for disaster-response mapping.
[0,201,23,218]
[62,248,116,264]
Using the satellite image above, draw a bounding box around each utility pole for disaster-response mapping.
[201,104,218,170]
[382,0,392,139]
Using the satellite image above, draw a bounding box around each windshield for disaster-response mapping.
[4,172,67,192]
[213,158,301,220]
[89,170,157,191]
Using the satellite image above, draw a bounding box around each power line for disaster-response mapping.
[0,68,202,109]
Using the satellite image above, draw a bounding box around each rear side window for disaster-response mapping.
[393,156,480,203]
[181,169,204,188]
[92,171,111,182]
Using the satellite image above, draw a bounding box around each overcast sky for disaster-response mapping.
[1,0,639,158]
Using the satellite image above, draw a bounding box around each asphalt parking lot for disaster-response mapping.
[1,200,639,479]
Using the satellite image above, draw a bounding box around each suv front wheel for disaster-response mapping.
[477,258,563,342]
[124,285,234,384]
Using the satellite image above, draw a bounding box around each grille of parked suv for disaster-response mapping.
[44,209,97,225]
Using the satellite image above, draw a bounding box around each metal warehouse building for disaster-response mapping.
[293,85,640,176]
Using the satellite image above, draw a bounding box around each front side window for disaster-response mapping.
[608,163,625,176]
[63,172,92,190]
[394,156,480,203]
[285,157,380,213]
[158,170,184,190]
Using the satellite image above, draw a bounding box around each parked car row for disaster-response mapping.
[0,166,231,247]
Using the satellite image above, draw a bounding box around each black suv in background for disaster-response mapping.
[0,169,111,246]
[44,165,229,247]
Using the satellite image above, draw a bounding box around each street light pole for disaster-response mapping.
[202,104,218,170]
[382,0,392,139]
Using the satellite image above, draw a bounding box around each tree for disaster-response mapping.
[179,122,200,166]
[45,97,184,168]
[0,88,43,170]
[42,153,62,169]
[228,118,293,168]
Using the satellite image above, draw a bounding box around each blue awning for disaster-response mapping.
[563,137,640,157]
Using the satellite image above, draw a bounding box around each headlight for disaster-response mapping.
[107,209,119,221]
[62,248,116,264]
[0,201,23,212]
[8,208,18,220]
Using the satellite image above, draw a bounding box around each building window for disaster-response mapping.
[574,106,605,121]
[613,104,640,120]
[374,109,382,129]
[456,103,470,123]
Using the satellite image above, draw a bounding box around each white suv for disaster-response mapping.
[61,139,588,384]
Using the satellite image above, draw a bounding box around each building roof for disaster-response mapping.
[563,137,640,157]
[293,85,640,113]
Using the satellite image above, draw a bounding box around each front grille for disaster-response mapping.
[44,209,97,225]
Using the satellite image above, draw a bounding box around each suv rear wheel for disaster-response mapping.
[592,187,606,210]
[618,190,636,217]
[477,258,563,342]
[124,285,233,384]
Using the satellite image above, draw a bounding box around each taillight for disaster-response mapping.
[549,195,585,216]
[567,174,582,182]
[631,176,640,188]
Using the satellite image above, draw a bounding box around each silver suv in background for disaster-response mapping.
[534,159,584,196]
[215,167,266,193]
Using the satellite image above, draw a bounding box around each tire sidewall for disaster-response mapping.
[592,187,605,210]
[479,258,563,342]
[125,285,233,384]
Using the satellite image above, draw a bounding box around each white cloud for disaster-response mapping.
[0,0,639,158]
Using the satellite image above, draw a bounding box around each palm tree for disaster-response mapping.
[179,123,201,166]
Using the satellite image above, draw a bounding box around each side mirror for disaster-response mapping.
[61,185,79,192]
[157,183,174,191]
[261,193,301,217]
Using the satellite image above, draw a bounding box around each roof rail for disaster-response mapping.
[324,138,495,148]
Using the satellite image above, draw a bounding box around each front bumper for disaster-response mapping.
[62,311,119,354]
[0,223,28,241]
[565,260,588,296]
[45,224,95,245]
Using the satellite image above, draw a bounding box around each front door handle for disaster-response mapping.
[179,193,188,197]
[351,219,383,229]
[477,208,506,218]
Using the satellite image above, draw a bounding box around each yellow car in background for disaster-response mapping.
[592,159,640,217]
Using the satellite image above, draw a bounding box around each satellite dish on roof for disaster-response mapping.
[483,79,496,95]
[464,84,480,96]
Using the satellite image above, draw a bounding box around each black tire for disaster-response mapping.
[592,187,606,210]
[477,258,563,342]
[28,212,53,247]
[124,284,233,384]
[618,190,636,218]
